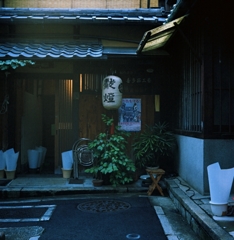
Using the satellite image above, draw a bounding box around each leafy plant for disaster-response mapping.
[0,59,35,71]
[132,122,177,168]
[0,59,35,115]
[85,114,136,186]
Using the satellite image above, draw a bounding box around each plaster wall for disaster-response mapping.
[176,135,234,195]
[175,135,205,194]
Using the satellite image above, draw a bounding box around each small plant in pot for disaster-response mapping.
[85,114,136,187]
[92,171,104,186]
[132,122,177,170]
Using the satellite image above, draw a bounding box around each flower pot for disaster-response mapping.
[0,169,4,178]
[62,168,72,178]
[209,201,228,216]
[5,170,16,179]
[92,179,103,187]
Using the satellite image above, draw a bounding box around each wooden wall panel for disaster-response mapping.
[78,94,155,158]
[78,94,108,140]
[4,0,141,9]
[140,0,158,8]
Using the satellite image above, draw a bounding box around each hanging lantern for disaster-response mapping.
[102,75,123,110]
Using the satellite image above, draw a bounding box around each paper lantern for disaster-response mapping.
[102,75,123,110]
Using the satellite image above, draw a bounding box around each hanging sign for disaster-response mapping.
[102,75,123,110]
[118,98,141,131]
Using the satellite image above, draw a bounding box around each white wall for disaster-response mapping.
[175,135,205,194]
[175,135,234,195]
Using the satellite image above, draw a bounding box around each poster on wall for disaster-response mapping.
[118,98,141,131]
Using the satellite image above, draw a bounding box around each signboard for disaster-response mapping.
[118,98,141,131]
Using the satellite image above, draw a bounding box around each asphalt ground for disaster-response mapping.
[1,173,234,239]
[0,194,167,240]
[0,193,200,240]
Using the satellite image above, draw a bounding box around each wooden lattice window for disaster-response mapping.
[178,30,202,133]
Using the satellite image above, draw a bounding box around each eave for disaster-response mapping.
[0,7,168,26]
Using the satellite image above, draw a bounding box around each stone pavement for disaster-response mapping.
[0,173,234,239]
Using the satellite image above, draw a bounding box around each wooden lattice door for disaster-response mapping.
[54,79,74,172]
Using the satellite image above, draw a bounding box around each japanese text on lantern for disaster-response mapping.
[102,76,122,110]
[103,77,116,103]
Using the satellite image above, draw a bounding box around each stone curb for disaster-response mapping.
[164,178,233,240]
[0,185,147,199]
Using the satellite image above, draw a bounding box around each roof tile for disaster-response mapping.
[0,42,103,59]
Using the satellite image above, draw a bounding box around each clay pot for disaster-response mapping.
[92,179,103,187]
[0,169,4,178]
[5,170,16,179]
[62,168,72,178]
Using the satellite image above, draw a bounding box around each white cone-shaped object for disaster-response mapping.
[36,146,47,167]
[207,162,234,204]
[28,149,39,169]
[61,150,73,170]
[0,150,5,170]
[41,146,47,164]
[35,147,43,168]
[4,148,19,171]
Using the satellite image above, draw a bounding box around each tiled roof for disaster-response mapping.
[0,42,103,58]
[0,8,167,25]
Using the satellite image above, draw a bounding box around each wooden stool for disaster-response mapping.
[146,168,165,196]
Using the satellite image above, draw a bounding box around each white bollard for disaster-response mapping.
[4,148,19,171]
[61,150,73,170]
[207,162,234,204]
[28,149,39,169]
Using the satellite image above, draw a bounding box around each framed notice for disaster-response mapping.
[118,98,141,131]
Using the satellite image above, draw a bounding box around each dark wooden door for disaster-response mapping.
[55,79,74,171]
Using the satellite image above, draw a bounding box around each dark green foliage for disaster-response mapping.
[0,59,35,71]
[132,122,177,168]
[85,114,136,187]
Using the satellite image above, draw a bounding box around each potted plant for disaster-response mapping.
[132,122,177,170]
[85,114,136,187]
[92,173,104,186]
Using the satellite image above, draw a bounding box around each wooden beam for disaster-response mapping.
[142,29,174,51]
[140,15,187,53]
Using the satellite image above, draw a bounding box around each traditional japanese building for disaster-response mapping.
[0,0,233,195]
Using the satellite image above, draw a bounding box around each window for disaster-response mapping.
[177,23,234,137]
[178,29,202,133]
[213,46,234,134]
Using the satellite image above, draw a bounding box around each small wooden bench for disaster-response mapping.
[146,168,165,196]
